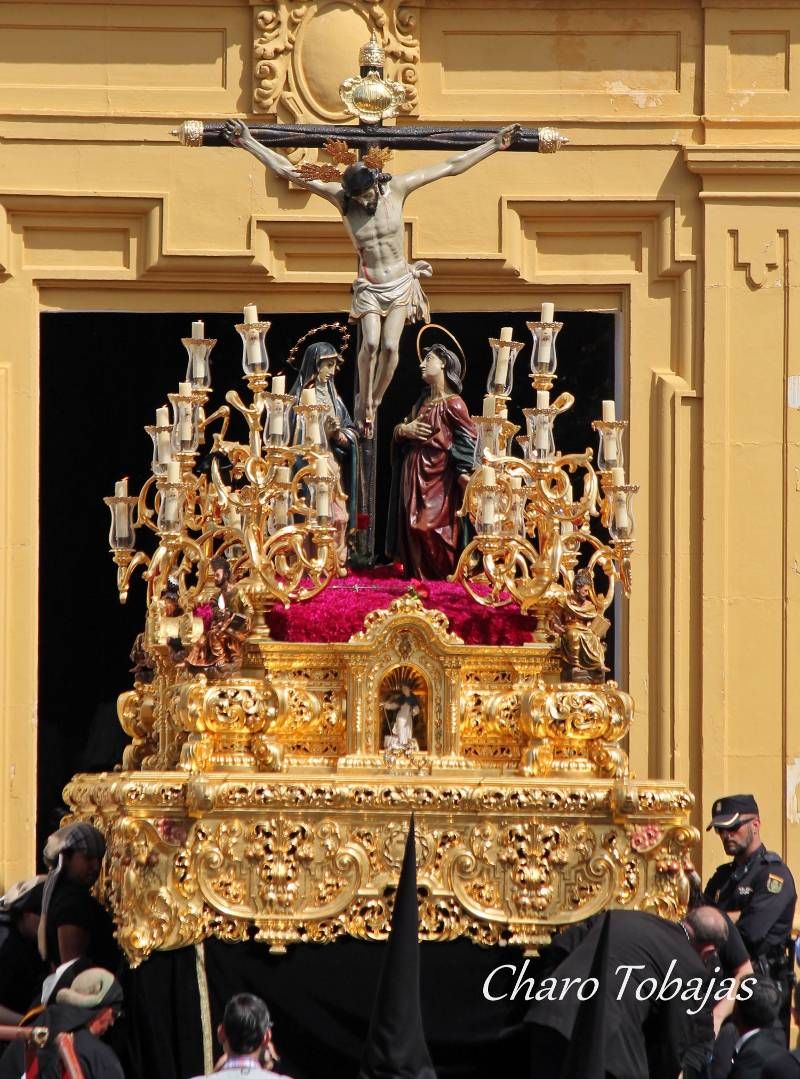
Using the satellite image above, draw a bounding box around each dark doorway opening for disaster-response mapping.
[38,308,614,850]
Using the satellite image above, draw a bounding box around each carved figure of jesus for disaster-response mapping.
[223,118,520,433]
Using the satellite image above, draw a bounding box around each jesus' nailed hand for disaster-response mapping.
[222,118,521,436]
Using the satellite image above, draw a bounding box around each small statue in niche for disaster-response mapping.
[380,667,427,752]
[383,681,422,751]
[289,333,359,564]
[551,568,610,684]
[186,556,251,676]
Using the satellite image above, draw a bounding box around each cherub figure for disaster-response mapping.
[222,119,520,433]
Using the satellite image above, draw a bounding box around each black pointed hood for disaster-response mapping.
[357,815,437,1079]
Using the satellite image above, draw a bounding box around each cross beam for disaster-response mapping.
[173,121,566,154]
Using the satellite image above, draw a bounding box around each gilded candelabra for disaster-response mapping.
[453,305,639,661]
[103,307,341,660]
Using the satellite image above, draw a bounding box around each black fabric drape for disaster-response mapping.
[120,937,532,1079]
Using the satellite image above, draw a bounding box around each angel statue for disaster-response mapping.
[222,119,520,434]
[550,568,611,684]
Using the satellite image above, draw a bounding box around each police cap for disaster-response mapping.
[706,793,760,831]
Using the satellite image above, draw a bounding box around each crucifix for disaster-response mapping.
[173,32,567,561]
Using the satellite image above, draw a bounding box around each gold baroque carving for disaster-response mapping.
[69,769,696,965]
[253,2,420,121]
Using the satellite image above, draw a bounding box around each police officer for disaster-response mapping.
[704,794,796,1038]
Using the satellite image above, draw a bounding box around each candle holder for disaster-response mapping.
[169,387,201,455]
[522,405,556,461]
[156,475,186,535]
[293,403,328,451]
[487,336,525,396]
[235,320,270,379]
[104,493,138,551]
[264,392,294,448]
[309,473,334,525]
[145,420,175,477]
[526,320,563,383]
[182,335,217,391]
[591,418,627,473]
[472,413,504,464]
[606,479,638,544]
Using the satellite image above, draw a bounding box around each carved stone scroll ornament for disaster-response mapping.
[253,2,420,121]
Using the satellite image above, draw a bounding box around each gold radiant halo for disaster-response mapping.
[288,321,351,371]
[415,323,466,367]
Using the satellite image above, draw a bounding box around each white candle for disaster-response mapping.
[191,320,204,340]
[538,327,552,369]
[495,325,513,388]
[510,474,523,489]
[268,401,284,438]
[316,457,330,518]
[481,465,496,486]
[163,462,181,529]
[243,303,259,325]
[482,494,496,527]
[245,328,263,371]
[604,430,618,464]
[271,374,286,396]
[274,467,290,527]
[611,466,629,531]
[300,388,315,406]
[541,302,555,323]
[156,406,172,465]
[114,478,128,537]
[602,399,616,422]
[178,382,193,444]
[537,390,550,410]
[535,414,549,451]
[483,394,496,418]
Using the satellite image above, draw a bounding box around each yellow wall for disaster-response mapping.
[1,0,798,892]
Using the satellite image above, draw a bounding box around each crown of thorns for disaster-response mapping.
[292,139,393,184]
[287,321,351,370]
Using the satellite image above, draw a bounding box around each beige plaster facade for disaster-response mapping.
[0,0,798,895]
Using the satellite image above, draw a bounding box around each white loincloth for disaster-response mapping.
[349,260,432,324]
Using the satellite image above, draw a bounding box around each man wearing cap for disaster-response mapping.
[0,967,124,1079]
[0,877,47,1026]
[704,794,796,1032]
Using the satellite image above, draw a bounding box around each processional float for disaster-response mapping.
[64,34,696,966]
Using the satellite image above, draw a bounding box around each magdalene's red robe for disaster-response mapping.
[391,394,477,579]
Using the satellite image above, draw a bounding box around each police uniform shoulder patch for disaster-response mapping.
[767,873,784,894]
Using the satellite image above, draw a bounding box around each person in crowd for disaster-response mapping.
[727,976,786,1078]
[196,993,288,1078]
[386,342,476,579]
[761,982,800,1077]
[0,877,47,1027]
[38,822,119,974]
[0,967,124,1079]
[702,795,796,1036]
[524,906,730,1079]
